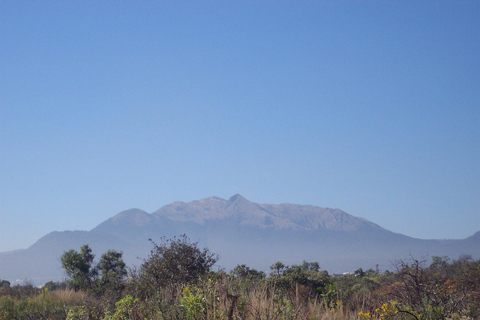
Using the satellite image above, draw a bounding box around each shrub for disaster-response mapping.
[129,235,218,300]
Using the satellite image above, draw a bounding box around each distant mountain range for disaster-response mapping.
[1,194,479,285]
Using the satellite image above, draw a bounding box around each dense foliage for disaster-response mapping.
[61,245,127,299]
[1,236,479,320]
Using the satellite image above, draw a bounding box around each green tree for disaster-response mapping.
[354,268,365,278]
[43,281,67,291]
[300,260,320,272]
[278,261,329,291]
[231,264,265,280]
[270,261,287,276]
[98,249,128,286]
[61,244,96,291]
[0,280,10,290]
[61,245,126,294]
[95,249,128,300]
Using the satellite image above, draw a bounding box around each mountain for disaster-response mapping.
[1,195,478,285]
[152,194,381,231]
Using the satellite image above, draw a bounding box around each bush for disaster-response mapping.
[129,235,218,300]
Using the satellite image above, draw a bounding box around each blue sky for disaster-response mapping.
[1,1,479,252]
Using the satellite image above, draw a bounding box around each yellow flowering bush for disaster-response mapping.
[358,301,398,320]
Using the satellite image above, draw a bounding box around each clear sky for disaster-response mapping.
[1,1,479,252]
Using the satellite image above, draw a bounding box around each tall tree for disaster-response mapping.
[61,244,96,291]
[98,249,127,286]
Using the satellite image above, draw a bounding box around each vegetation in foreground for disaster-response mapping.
[1,235,479,320]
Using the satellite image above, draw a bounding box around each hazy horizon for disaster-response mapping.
[1,1,479,252]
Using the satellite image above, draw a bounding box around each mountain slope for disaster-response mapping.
[0,195,478,284]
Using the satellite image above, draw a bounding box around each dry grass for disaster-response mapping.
[171,275,364,320]
[50,288,89,304]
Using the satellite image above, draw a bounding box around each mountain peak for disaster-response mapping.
[98,208,153,228]
[470,231,480,240]
[228,194,249,203]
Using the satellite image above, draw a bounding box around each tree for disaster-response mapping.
[270,261,287,276]
[43,281,67,291]
[95,249,128,299]
[231,264,265,280]
[300,260,320,272]
[61,245,126,293]
[267,261,330,305]
[61,244,96,291]
[281,261,328,289]
[131,235,218,298]
[98,249,128,286]
[0,280,10,290]
[354,268,365,278]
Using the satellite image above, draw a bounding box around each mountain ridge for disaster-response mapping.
[151,194,385,232]
[0,194,478,285]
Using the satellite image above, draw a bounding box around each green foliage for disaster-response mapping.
[268,260,330,300]
[43,281,68,291]
[61,244,97,291]
[230,264,266,280]
[300,260,320,272]
[0,287,69,320]
[350,255,480,320]
[61,245,126,296]
[0,283,37,300]
[95,250,128,301]
[66,304,103,320]
[179,286,207,320]
[270,261,287,276]
[319,282,338,308]
[66,306,89,320]
[98,250,127,286]
[354,268,366,277]
[2,236,480,320]
[0,281,10,291]
[0,296,15,320]
[103,295,141,320]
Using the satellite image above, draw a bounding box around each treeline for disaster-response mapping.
[1,235,479,320]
